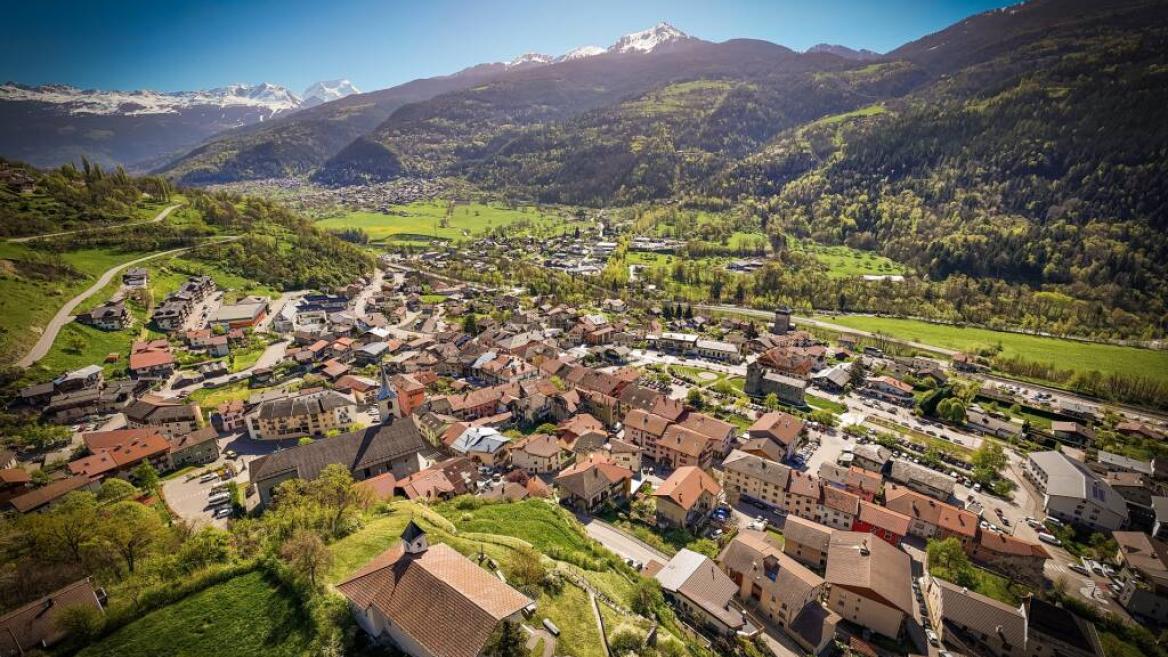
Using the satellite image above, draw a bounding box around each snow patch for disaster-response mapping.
[606,21,691,54]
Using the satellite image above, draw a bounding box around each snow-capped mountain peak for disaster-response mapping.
[507,52,554,68]
[0,82,303,116]
[301,79,360,106]
[556,45,605,62]
[607,22,692,54]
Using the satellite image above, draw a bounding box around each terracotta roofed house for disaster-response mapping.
[654,466,722,530]
[825,531,912,639]
[654,548,746,636]
[554,453,632,513]
[0,578,104,655]
[337,522,532,657]
[747,411,805,462]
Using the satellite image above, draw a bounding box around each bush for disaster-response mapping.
[55,603,106,643]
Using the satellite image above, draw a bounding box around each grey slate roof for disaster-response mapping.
[249,416,432,483]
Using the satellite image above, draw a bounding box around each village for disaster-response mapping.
[4,252,1168,657]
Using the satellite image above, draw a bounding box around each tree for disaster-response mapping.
[280,528,331,589]
[937,398,967,423]
[131,462,160,494]
[298,436,315,446]
[610,628,643,655]
[686,387,705,409]
[629,578,664,616]
[507,546,546,589]
[16,423,71,451]
[98,501,168,575]
[926,537,976,588]
[463,313,479,335]
[55,604,105,643]
[763,392,780,411]
[809,409,838,428]
[27,492,99,564]
[97,478,138,503]
[308,464,368,537]
[482,620,527,657]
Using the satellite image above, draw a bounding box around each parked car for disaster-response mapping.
[1069,564,1090,576]
[1037,532,1062,546]
[926,629,940,646]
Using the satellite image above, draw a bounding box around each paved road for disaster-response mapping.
[7,203,182,243]
[17,245,194,368]
[581,517,669,566]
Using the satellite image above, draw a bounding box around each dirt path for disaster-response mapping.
[7,203,182,243]
[524,626,555,657]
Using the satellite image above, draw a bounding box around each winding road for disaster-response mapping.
[7,203,182,243]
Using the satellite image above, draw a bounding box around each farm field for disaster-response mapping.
[815,314,1168,384]
[790,240,907,278]
[76,571,312,657]
[315,200,570,244]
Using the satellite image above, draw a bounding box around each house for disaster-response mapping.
[746,411,804,462]
[122,267,148,287]
[817,463,882,502]
[68,432,172,480]
[337,523,532,657]
[7,476,98,514]
[1024,451,1127,531]
[695,339,742,364]
[215,399,246,433]
[1025,597,1104,657]
[0,578,104,655]
[970,531,1050,586]
[885,484,978,545]
[128,340,176,380]
[922,575,1027,657]
[1113,531,1168,623]
[825,531,912,639]
[783,516,834,571]
[851,500,911,546]
[449,426,511,467]
[510,434,563,474]
[210,297,268,328]
[720,531,835,655]
[864,376,915,406]
[1051,421,1096,447]
[966,409,1024,440]
[246,390,356,440]
[169,426,220,467]
[888,459,956,501]
[850,444,890,474]
[654,549,746,636]
[744,365,808,407]
[554,453,632,513]
[77,299,131,330]
[722,449,790,511]
[604,439,641,472]
[654,466,721,530]
[124,397,203,438]
[248,417,436,507]
[657,424,719,470]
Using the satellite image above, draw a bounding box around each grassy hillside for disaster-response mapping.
[77,571,312,657]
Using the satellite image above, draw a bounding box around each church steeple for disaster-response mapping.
[401,520,428,554]
[376,364,399,423]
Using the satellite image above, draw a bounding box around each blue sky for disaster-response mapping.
[2,0,1012,94]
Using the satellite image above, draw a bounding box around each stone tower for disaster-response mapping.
[773,306,792,334]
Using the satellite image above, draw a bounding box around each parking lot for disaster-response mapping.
[162,432,292,526]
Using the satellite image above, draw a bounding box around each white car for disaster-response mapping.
[1037,532,1062,546]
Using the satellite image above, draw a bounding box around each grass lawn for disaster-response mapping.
[419,293,448,304]
[315,201,565,244]
[816,314,1168,384]
[29,321,136,378]
[535,585,605,657]
[790,240,906,278]
[807,394,847,414]
[598,600,654,644]
[77,571,312,657]
[230,344,266,372]
[189,380,256,409]
[968,567,1025,605]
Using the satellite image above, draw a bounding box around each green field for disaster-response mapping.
[77,571,312,657]
[315,201,567,244]
[790,240,907,278]
[816,314,1168,383]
